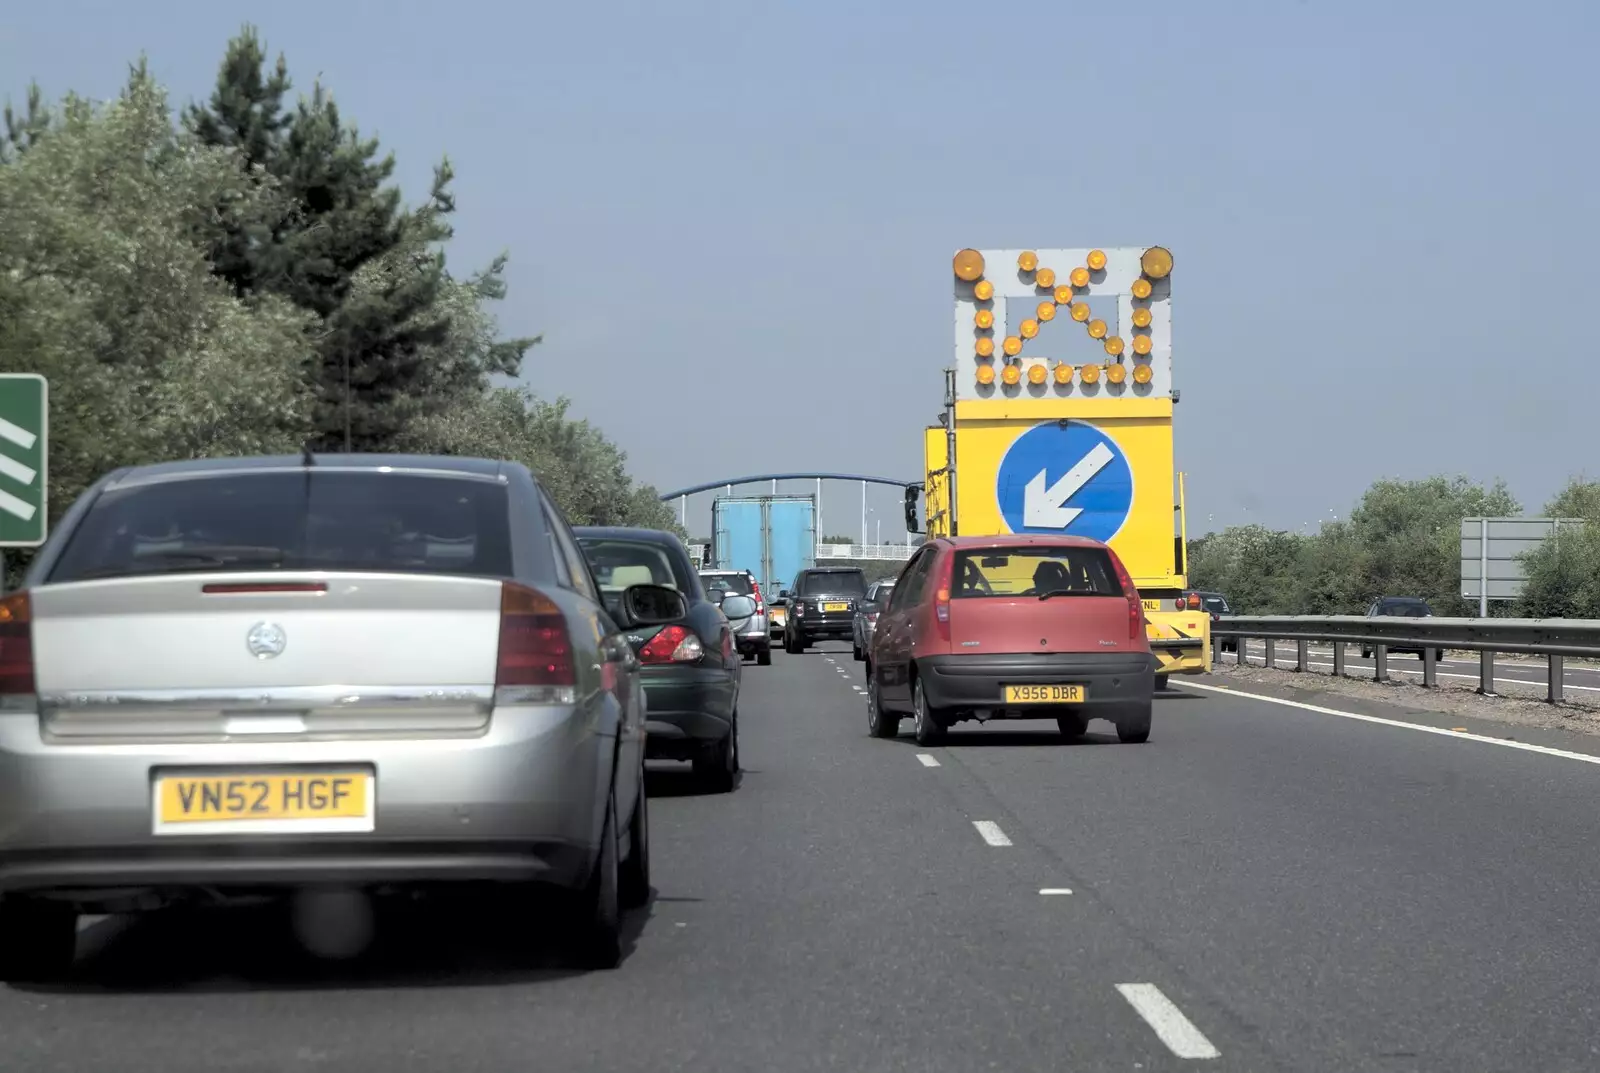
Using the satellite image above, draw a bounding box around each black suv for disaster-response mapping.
[781,567,868,652]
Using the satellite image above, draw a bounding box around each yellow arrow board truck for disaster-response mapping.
[920,245,1210,688]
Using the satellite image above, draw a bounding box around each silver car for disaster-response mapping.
[698,570,771,666]
[851,579,896,661]
[0,453,679,980]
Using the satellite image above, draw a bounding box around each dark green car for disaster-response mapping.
[576,527,744,792]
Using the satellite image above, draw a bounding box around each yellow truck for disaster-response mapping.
[912,245,1210,689]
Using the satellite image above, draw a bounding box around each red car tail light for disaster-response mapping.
[496,582,576,702]
[750,578,764,614]
[932,548,955,640]
[1106,551,1144,640]
[639,625,705,664]
[0,591,35,696]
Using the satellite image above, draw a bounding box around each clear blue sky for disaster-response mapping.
[5,0,1596,541]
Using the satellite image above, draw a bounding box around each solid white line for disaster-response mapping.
[1039,887,1073,895]
[915,753,940,767]
[0,417,36,451]
[1184,681,1600,766]
[973,820,1012,846]
[1116,983,1220,1060]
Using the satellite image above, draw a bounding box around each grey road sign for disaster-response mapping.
[0,374,48,548]
[1461,516,1583,612]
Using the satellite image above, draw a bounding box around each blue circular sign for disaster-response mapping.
[995,421,1135,541]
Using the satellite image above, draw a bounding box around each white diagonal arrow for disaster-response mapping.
[1023,441,1114,528]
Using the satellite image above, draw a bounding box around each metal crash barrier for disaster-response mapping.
[1209,616,1600,704]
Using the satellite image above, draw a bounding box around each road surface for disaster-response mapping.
[4,645,1599,1071]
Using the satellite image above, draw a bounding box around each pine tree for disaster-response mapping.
[187,26,519,451]
[182,26,291,296]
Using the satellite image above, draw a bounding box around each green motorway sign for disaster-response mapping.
[0,374,48,548]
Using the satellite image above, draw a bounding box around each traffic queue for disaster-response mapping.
[0,444,1167,986]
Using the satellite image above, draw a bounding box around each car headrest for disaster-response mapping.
[609,565,657,589]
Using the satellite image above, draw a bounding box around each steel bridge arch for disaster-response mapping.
[657,472,918,501]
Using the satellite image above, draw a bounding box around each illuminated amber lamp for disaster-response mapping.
[953,248,986,282]
[1132,334,1152,355]
[1140,246,1174,280]
[1053,363,1073,384]
[1132,363,1153,384]
[1131,278,1153,299]
[1087,319,1108,339]
[1027,363,1047,385]
[1080,364,1101,384]
[1069,302,1091,322]
[1132,307,1153,328]
[1086,249,1107,271]
[1104,335,1125,357]
[1069,266,1091,288]
[1019,318,1039,339]
[974,279,995,301]
[1036,267,1057,289]
[1106,363,1127,384]
[1003,335,1023,357]
[1036,302,1056,322]
[976,337,996,358]
[974,308,994,330]
[976,364,996,385]
[1001,363,1022,385]
[1018,251,1039,273]
[1053,285,1074,304]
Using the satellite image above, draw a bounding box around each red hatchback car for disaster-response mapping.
[864,535,1154,745]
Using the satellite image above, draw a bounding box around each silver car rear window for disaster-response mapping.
[48,472,515,582]
[700,573,754,595]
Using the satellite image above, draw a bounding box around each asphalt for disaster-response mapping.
[4,646,1600,1071]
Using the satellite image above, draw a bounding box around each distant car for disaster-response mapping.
[698,569,771,665]
[780,567,868,652]
[1185,590,1236,652]
[865,535,1154,746]
[1361,596,1434,659]
[0,454,671,981]
[851,579,896,661]
[577,528,743,791]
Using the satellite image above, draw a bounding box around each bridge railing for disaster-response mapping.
[814,543,917,562]
[687,541,915,571]
[1212,615,1600,703]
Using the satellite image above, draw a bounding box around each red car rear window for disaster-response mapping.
[951,547,1123,598]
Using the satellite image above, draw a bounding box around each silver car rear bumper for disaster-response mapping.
[0,703,608,896]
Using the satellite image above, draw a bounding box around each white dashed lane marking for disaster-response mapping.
[1039,888,1073,895]
[915,753,940,767]
[1115,983,1221,1060]
[972,820,1012,847]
